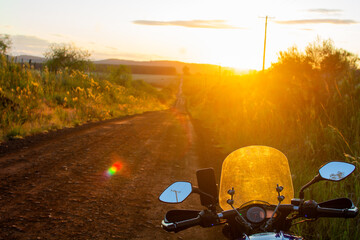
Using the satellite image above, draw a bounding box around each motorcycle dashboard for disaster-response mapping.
[238,204,277,224]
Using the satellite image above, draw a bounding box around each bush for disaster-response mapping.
[109,65,132,87]
[44,43,92,72]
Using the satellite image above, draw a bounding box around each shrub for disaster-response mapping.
[44,43,92,72]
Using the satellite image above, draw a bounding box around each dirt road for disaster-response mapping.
[0,88,226,239]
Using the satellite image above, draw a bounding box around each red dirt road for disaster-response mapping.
[0,103,226,239]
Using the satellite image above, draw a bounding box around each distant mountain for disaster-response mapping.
[94,59,148,66]
[94,59,232,75]
[13,55,235,75]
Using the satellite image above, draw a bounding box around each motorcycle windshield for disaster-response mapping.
[219,146,294,210]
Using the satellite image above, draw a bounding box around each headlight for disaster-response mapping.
[246,206,266,223]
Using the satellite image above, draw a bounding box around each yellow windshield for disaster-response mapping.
[219,146,294,210]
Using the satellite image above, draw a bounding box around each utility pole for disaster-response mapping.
[260,16,274,72]
[262,16,268,72]
[171,189,181,202]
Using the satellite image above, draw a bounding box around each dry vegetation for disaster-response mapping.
[0,55,176,142]
[183,39,360,239]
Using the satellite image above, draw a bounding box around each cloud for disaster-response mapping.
[9,35,51,56]
[12,35,50,48]
[106,46,118,50]
[51,33,65,38]
[133,20,242,29]
[275,19,358,25]
[50,33,72,40]
[306,9,343,14]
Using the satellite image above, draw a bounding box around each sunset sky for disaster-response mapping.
[1,0,359,70]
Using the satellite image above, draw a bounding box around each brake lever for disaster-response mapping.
[161,220,176,232]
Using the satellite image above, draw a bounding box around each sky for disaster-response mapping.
[1,0,359,70]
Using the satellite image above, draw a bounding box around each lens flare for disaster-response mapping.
[106,161,123,176]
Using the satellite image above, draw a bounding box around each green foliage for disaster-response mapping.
[0,55,173,142]
[183,39,360,239]
[0,34,11,55]
[108,65,132,87]
[44,43,92,72]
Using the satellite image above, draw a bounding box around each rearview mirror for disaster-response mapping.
[159,181,192,203]
[299,161,356,199]
[196,168,218,207]
[319,162,355,181]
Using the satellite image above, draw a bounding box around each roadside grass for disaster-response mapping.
[183,40,360,239]
[132,74,179,88]
[0,55,176,142]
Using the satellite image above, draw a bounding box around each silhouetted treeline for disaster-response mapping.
[94,64,177,75]
[5,56,178,75]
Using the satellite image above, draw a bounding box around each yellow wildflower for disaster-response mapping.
[76,87,84,92]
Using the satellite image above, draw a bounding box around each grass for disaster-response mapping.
[183,40,360,239]
[132,74,179,88]
[0,55,176,142]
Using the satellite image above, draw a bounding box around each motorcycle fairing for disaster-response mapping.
[219,146,294,210]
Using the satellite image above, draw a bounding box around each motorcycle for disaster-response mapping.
[158,146,358,239]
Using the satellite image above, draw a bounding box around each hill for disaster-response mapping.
[13,55,234,75]
[94,59,231,75]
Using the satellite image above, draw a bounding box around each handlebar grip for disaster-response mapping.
[300,200,359,219]
[162,216,201,233]
[317,206,359,218]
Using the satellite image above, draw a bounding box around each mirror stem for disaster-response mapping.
[299,174,322,199]
[192,187,218,206]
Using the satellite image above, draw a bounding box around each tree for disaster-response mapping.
[44,43,92,72]
[183,65,190,75]
[0,34,11,55]
[269,38,359,111]
[305,38,359,76]
[109,65,132,87]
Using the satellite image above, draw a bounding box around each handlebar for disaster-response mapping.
[300,199,359,219]
[316,206,358,218]
[161,199,358,233]
[162,215,202,233]
[162,209,224,232]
